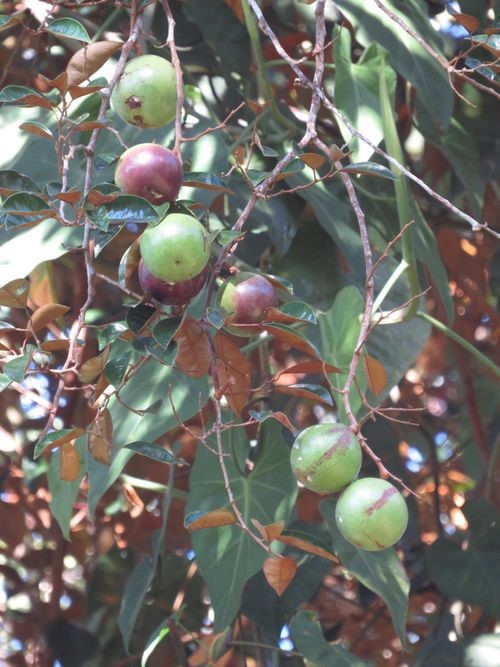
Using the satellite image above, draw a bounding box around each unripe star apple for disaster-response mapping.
[140,213,210,284]
[335,478,408,551]
[138,260,208,306]
[115,143,183,204]
[218,272,278,323]
[111,55,177,128]
[290,423,362,493]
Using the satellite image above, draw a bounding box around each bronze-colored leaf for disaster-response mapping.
[223,0,244,22]
[29,303,70,334]
[68,84,105,99]
[214,332,252,416]
[363,353,387,395]
[122,484,144,518]
[452,12,480,33]
[262,323,320,359]
[274,383,333,406]
[277,534,338,563]
[0,279,29,308]
[41,339,70,352]
[52,190,82,205]
[174,317,211,378]
[119,239,141,290]
[19,122,53,140]
[275,360,342,379]
[246,99,271,115]
[251,518,284,543]
[263,556,297,596]
[66,41,122,87]
[88,408,112,465]
[188,631,233,667]
[299,152,326,169]
[185,509,237,531]
[72,120,111,132]
[90,373,110,407]
[84,190,119,207]
[184,180,235,196]
[46,72,69,94]
[78,347,109,383]
[59,442,81,482]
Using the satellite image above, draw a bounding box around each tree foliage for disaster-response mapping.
[0,0,499,665]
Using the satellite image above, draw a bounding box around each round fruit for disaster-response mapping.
[115,143,183,204]
[111,55,177,128]
[335,478,408,551]
[140,213,210,283]
[290,423,362,494]
[138,260,208,306]
[218,272,278,323]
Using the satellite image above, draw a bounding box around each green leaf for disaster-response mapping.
[152,317,182,348]
[0,373,12,392]
[186,421,297,631]
[4,350,32,383]
[1,192,54,229]
[33,427,82,460]
[319,286,365,417]
[47,436,87,539]
[0,278,29,308]
[126,303,156,333]
[0,169,42,194]
[124,441,185,465]
[103,195,161,225]
[0,15,24,31]
[104,351,132,386]
[0,85,54,108]
[334,30,397,161]
[0,218,83,289]
[87,361,209,516]
[97,322,128,349]
[277,302,316,324]
[119,555,156,650]
[290,610,366,666]
[321,498,410,646]
[94,223,125,256]
[426,499,500,615]
[341,162,397,180]
[141,619,170,666]
[46,18,91,42]
[335,0,453,128]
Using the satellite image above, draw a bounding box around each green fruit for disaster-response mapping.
[335,478,408,551]
[290,423,362,494]
[140,213,210,283]
[111,55,177,128]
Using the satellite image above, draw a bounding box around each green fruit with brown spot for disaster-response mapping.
[290,423,362,494]
[111,55,177,129]
[335,478,408,551]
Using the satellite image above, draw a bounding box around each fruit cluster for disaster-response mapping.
[112,55,408,552]
[291,424,408,551]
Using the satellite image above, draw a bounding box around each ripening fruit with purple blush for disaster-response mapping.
[290,423,362,493]
[115,143,183,204]
[218,272,278,324]
[138,260,208,306]
[335,478,408,551]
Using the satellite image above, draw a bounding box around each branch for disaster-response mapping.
[161,0,184,156]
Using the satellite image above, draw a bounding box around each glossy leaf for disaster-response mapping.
[19,121,54,140]
[263,556,297,596]
[126,303,156,334]
[322,498,410,646]
[342,162,397,180]
[104,351,132,387]
[187,421,297,630]
[0,169,41,196]
[262,323,321,359]
[275,360,342,379]
[141,619,170,667]
[34,427,85,460]
[152,316,182,348]
[273,383,334,406]
[0,85,54,108]
[124,441,186,465]
[248,409,296,433]
[1,192,54,229]
[46,18,91,42]
[185,509,237,530]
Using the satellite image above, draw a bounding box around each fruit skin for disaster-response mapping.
[111,55,177,128]
[140,213,210,283]
[290,423,362,494]
[219,272,278,323]
[335,478,408,551]
[115,143,183,204]
[138,260,208,306]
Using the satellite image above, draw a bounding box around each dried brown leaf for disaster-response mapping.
[122,484,144,518]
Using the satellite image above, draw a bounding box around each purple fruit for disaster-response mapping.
[218,272,278,323]
[115,143,183,204]
[138,260,208,306]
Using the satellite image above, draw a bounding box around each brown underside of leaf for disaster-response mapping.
[174,317,211,378]
[59,442,81,482]
[66,41,122,87]
[251,518,285,543]
[186,509,237,531]
[78,347,110,383]
[277,534,338,563]
[213,332,251,416]
[363,353,388,395]
[29,303,70,334]
[263,555,297,596]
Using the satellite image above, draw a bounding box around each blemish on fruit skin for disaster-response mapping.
[364,487,397,516]
[133,115,145,126]
[126,95,142,109]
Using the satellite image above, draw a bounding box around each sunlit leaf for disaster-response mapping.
[0,85,54,108]
[0,278,29,308]
[277,529,338,563]
[60,442,81,481]
[275,360,342,379]
[66,41,122,86]
[273,383,334,406]
[29,303,69,334]
[124,441,186,465]
[248,409,296,433]
[214,331,251,416]
[19,121,54,140]
[34,428,86,459]
[88,409,113,465]
[78,347,109,383]
[262,323,321,359]
[363,353,387,395]
[299,153,326,169]
[46,18,91,42]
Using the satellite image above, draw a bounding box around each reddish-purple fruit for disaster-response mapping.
[138,260,208,306]
[218,272,278,323]
[335,478,409,551]
[290,423,362,494]
[115,143,183,204]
